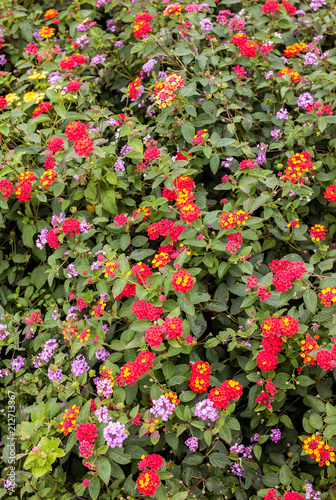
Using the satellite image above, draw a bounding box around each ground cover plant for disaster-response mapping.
[0,0,336,498]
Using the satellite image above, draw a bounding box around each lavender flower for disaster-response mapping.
[199,18,213,33]
[77,23,87,32]
[95,347,110,361]
[90,54,106,66]
[185,437,198,451]
[221,157,234,168]
[0,324,10,341]
[142,58,157,75]
[71,354,89,376]
[48,367,63,382]
[243,445,253,459]
[147,104,155,117]
[65,264,78,279]
[114,157,125,172]
[107,19,116,32]
[276,108,289,120]
[297,92,314,109]
[271,129,281,140]
[0,54,7,66]
[36,228,49,250]
[230,443,245,455]
[194,398,219,422]
[250,433,259,442]
[305,480,321,500]
[270,428,281,443]
[80,220,91,233]
[108,118,119,126]
[150,395,175,421]
[310,0,326,10]
[48,71,63,86]
[103,421,128,447]
[0,369,10,377]
[115,40,123,48]
[256,143,268,165]
[304,52,319,65]
[76,34,91,49]
[11,356,25,372]
[266,71,273,80]
[230,462,244,476]
[120,145,133,156]
[51,212,66,227]
[95,405,111,423]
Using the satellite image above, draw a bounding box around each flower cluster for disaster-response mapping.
[303,435,335,466]
[189,361,212,393]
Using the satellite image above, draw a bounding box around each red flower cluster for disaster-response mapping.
[208,380,243,410]
[138,454,163,471]
[324,184,336,203]
[128,77,143,100]
[278,67,301,83]
[162,316,184,339]
[62,218,81,238]
[231,33,258,58]
[65,121,94,157]
[15,171,37,202]
[189,361,211,393]
[171,269,194,293]
[284,152,315,183]
[60,53,86,70]
[232,65,246,78]
[132,300,163,321]
[136,470,160,497]
[257,315,299,372]
[219,210,250,230]
[133,13,154,39]
[262,0,279,14]
[32,101,53,118]
[117,351,155,386]
[239,159,258,170]
[144,146,161,162]
[318,286,336,307]
[269,259,307,292]
[315,343,336,370]
[131,262,153,284]
[147,219,185,242]
[145,325,163,348]
[225,232,243,254]
[76,423,98,458]
[66,78,83,92]
[309,224,327,242]
[48,137,64,153]
[263,489,281,500]
[0,96,8,109]
[115,283,136,300]
[0,179,14,199]
[40,170,57,188]
[256,380,278,410]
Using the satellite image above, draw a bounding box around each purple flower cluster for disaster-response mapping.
[33,339,59,368]
[11,356,25,372]
[90,54,106,66]
[0,324,9,341]
[194,398,219,422]
[256,143,268,165]
[199,18,213,33]
[276,108,289,120]
[107,19,116,32]
[271,129,281,140]
[120,145,133,156]
[95,347,110,361]
[221,157,233,168]
[304,52,319,65]
[103,421,128,447]
[310,0,326,10]
[66,264,78,279]
[230,462,244,476]
[150,395,175,421]
[185,437,198,451]
[297,92,314,109]
[95,405,111,423]
[305,480,321,500]
[48,367,63,382]
[71,354,89,376]
[270,428,281,443]
[114,157,125,172]
[48,71,63,86]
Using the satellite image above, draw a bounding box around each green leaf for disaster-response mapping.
[101,189,118,215]
[97,457,111,485]
[279,464,291,486]
[303,289,317,313]
[181,122,195,143]
[22,224,37,248]
[129,249,156,260]
[89,477,101,500]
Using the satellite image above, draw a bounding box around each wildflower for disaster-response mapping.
[171,270,193,293]
[270,429,281,442]
[136,470,160,496]
[199,18,213,33]
[309,224,327,242]
[133,13,153,39]
[185,437,198,451]
[38,26,55,38]
[325,185,336,203]
[103,421,128,448]
[318,287,336,307]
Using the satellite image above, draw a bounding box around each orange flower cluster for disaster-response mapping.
[40,170,57,189]
[154,72,184,108]
[219,210,250,230]
[171,269,194,293]
[133,13,153,39]
[300,333,319,366]
[189,361,212,393]
[128,77,143,100]
[284,152,315,183]
[91,300,106,318]
[287,219,300,228]
[38,26,55,38]
[44,9,59,19]
[96,365,115,397]
[303,435,335,466]
[284,42,307,57]
[62,321,78,341]
[59,405,80,435]
[318,287,336,307]
[162,172,200,223]
[15,171,37,202]
[309,224,327,242]
[208,380,243,410]
[278,67,301,83]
